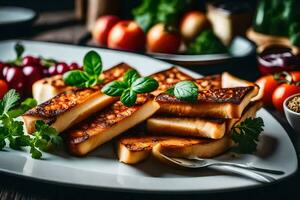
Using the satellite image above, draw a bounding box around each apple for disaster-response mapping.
[180,11,209,42]
[147,23,181,54]
[107,20,146,52]
[92,15,120,46]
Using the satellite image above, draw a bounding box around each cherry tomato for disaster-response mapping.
[22,65,43,95]
[48,65,58,76]
[0,79,9,99]
[4,67,25,94]
[69,62,80,70]
[255,75,280,106]
[147,23,181,54]
[1,63,11,78]
[22,56,40,66]
[272,84,300,112]
[56,62,69,74]
[0,62,4,79]
[290,71,300,82]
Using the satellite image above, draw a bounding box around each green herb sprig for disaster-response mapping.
[231,117,264,154]
[0,90,62,159]
[63,50,102,88]
[102,70,158,107]
[166,80,199,102]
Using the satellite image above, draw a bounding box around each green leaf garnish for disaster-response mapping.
[123,69,140,86]
[102,69,158,107]
[102,81,128,97]
[231,117,264,154]
[167,81,199,102]
[0,89,20,115]
[63,50,103,88]
[120,89,137,107]
[132,77,159,94]
[83,50,102,77]
[8,98,37,118]
[0,90,61,159]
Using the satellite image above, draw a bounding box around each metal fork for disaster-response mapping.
[159,153,284,183]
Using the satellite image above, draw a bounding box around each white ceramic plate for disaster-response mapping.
[0,40,297,193]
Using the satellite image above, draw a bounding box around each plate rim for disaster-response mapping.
[0,40,297,194]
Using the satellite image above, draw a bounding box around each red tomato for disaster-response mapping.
[92,15,120,46]
[180,11,208,41]
[290,71,300,82]
[108,20,145,52]
[272,84,300,112]
[0,79,9,99]
[147,23,181,54]
[255,75,280,106]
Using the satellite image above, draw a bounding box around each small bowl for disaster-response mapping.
[283,93,300,133]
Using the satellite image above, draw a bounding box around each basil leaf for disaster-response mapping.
[132,77,158,93]
[102,81,128,96]
[174,81,198,102]
[120,89,137,107]
[63,70,89,87]
[123,70,140,86]
[83,50,102,77]
[165,87,174,95]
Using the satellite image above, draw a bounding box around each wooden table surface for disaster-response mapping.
[1,10,299,200]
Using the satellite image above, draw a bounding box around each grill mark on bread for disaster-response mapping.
[152,67,193,92]
[24,63,131,119]
[120,136,212,152]
[195,74,221,90]
[156,86,254,104]
[68,94,154,144]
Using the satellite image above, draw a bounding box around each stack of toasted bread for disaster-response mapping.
[117,72,262,164]
[23,63,262,165]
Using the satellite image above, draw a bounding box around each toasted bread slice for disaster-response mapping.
[118,135,232,164]
[64,67,193,156]
[152,135,232,161]
[32,63,132,103]
[195,74,221,90]
[151,67,193,95]
[147,117,226,139]
[23,63,132,134]
[66,94,160,156]
[226,100,263,133]
[32,75,74,104]
[221,72,262,101]
[147,100,263,139]
[156,86,258,118]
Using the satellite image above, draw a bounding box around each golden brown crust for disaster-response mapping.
[67,94,154,145]
[195,74,221,90]
[151,67,193,91]
[24,63,132,119]
[156,86,254,105]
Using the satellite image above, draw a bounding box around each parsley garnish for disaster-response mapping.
[102,69,159,107]
[63,50,103,88]
[231,117,264,154]
[166,80,199,102]
[0,90,62,159]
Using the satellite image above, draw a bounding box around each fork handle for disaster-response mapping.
[213,162,284,175]
[210,165,276,183]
